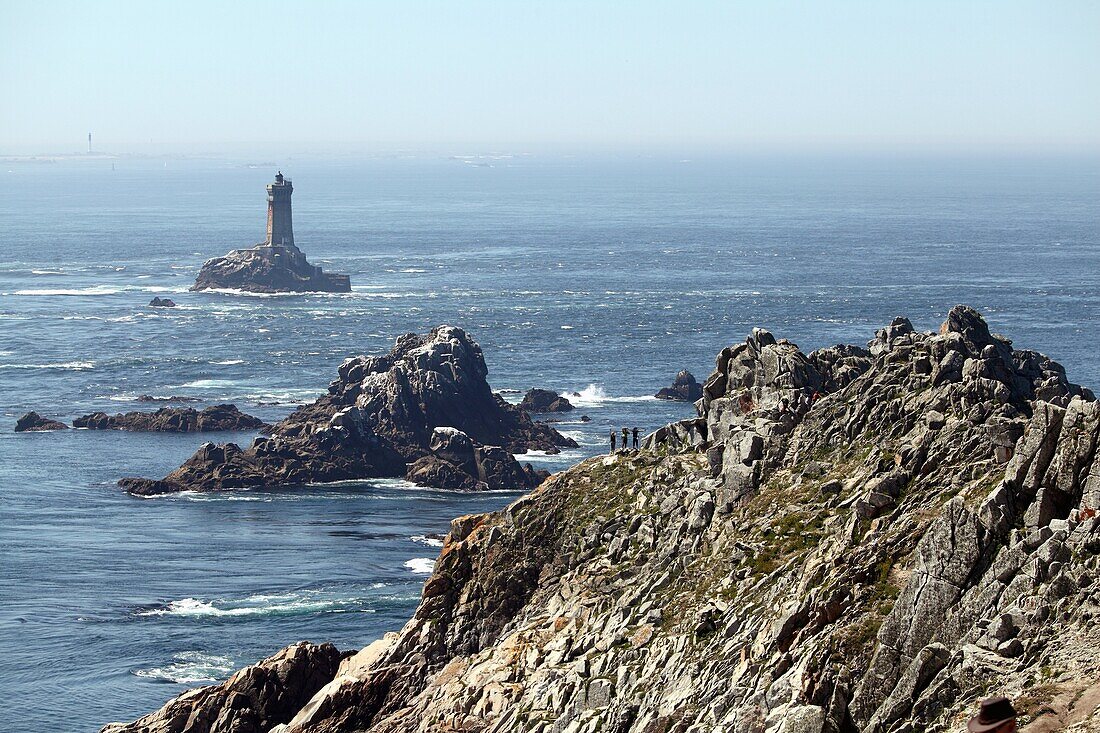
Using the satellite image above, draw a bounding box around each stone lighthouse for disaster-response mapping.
[266,171,294,247]
[191,171,352,293]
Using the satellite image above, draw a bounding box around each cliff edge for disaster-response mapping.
[104,307,1100,732]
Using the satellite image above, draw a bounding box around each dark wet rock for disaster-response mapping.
[655,369,704,401]
[14,411,69,432]
[519,388,574,413]
[148,296,176,307]
[74,404,269,432]
[100,642,342,733]
[118,326,575,494]
[405,428,549,491]
[192,243,351,294]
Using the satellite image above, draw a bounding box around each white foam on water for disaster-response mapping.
[514,448,586,463]
[30,269,65,275]
[556,429,608,447]
[562,384,658,407]
[404,558,436,574]
[410,534,445,548]
[0,361,94,371]
[210,359,245,365]
[197,288,305,298]
[137,590,375,618]
[133,651,235,685]
[177,378,242,389]
[9,285,121,296]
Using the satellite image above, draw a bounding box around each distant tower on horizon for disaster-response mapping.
[87,132,92,153]
[265,171,294,247]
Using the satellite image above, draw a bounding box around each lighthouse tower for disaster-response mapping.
[266,171,294,247]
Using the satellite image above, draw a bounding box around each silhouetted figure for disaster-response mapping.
[967,696,1018,733]
[609,429,616,454]
[632,427,639,449]
[622,427,630,452]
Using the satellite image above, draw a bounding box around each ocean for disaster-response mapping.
[1,153,1098,732]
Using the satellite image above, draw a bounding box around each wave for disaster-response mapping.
[514,447,587,463]
[563,384,658,407]
[31,269,66,275]
[9,285,122,296]
[210,359,244,365]
[404,558,436,574]
[136,589,377,619]
[0,361,94,371]
[133,651,235,685]
[410,534,445,548]
[7,284,189,296]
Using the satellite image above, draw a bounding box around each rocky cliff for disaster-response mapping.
[118,326,575,496]
[104,307,1100,732]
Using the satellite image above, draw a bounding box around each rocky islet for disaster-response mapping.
[117,326,576,496]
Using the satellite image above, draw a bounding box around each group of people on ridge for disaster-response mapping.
[610,426,640,453]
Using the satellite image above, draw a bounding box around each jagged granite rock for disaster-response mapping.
[14,411,68,432]
[73,405,269,432]
[191,243,351,294]
[108,307,1100,733]
[518,389,574,413]
[118,326,574,495]
[655,369,704,401]
[148,297,176,307]
[101,642,342,733]
[405,427,549,491]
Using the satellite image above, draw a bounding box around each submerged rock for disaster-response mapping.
[111,306,1100,732]
[518,388,574,413]
[118,326,575,495]
[654,369,704,401]
[14,411,68,432]
[73,404,269,432]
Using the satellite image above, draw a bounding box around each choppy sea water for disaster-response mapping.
[0,154,1098,732]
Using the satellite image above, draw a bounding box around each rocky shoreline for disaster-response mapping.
[104,306,1100,732]
[118,326,576,496]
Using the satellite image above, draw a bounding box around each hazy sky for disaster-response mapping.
[2,0,1098,155]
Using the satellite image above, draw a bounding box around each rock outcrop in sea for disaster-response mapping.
[73,404,269,432]
[104,307,1100,732]
[519,388,574,413]
[14,411,68,432]
[118,326,575,496]
[654,368,704,401]
[191,243,351,294]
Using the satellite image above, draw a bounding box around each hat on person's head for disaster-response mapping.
[968,696,1017,732]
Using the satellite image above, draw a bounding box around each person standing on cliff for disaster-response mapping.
[622,427,630,452]
[609,429,616,454]
[632,427,639,449]
[967,696,1018,733]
